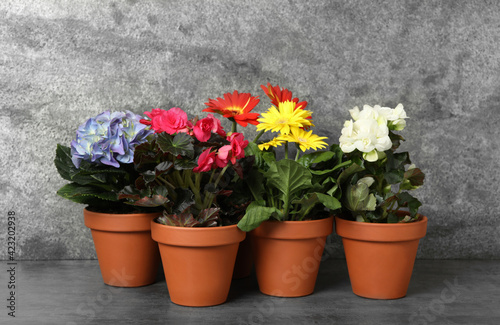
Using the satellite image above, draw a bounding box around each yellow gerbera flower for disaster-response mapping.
[258,136,286,150]
[281,127,328,152]
[256,101,314,135]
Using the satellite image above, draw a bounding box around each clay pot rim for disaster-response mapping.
[335,213,428,242]
[251,215,334,240]
[83,207,161,232]
[151,221,246,247]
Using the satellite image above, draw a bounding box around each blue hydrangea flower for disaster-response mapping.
[71,110,153,168]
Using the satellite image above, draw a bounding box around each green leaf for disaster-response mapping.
[142,170,156,184]
[174,158,198,170]
[309,160,352,176]
[237,201,281,232]
[264,159,313,215]
[171,188,195,215]
[133,140,163,170]
[262,151,277,168]
[386,151,410,172]
[389,131,405,150]
[293,193,321,219]
[155,161,174,175]
[293,192,341,219]
[401,167,425,190]
[56,148,126,186]
[54,144,75,181]
[245,142,265,168]
[57,183,118,204]
[120,183,169,207]
[132,195,169,207]
[315,192,342,210]
[387,212,399,223]
[157,209,198,227]
[397,192,422,217]
[384,170,405,184]
[157,132,194,158]
[345,181,376,212]
[326,183,339,197]
[197,208,220,227]
[90,173,107,183]
[265,159,312,199]
[244,168,265,201]
[337,163,365,186]
[297,151,334,168]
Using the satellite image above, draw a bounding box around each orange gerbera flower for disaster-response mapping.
[203,90,260,127]
[260,83,308,110]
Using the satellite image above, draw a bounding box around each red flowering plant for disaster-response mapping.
[118,106,253,227]
[203,85,351,232]
[200,90,261,223]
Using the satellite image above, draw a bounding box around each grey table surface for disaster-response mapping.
[1,259,499,325]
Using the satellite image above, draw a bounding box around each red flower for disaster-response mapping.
[215,145,231,168]
[203,90,260,127]
[140,108,162,127]
[260,83,308,110]
[141,107,192,134]
[193,148,216,173]
[227,132,248,162]
[215,132,248,167]
[193,114,226,142]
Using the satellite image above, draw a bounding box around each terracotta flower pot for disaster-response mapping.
[83,208,161,287]
[151,221,246,307]
[251,216,334,297]
[335,213,428,299]
[232,236,253,279]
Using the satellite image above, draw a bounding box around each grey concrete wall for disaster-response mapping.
[1,0,499,260]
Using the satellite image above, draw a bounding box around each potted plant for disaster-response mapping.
[334,103,427,299]
[119,102,255,306]
[54,111,162,287]
[233,84,349,297]
[202,90,262,279]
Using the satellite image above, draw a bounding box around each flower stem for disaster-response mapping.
[157,176,176,196]
[173,170,184,187]
[232,121,237,133]
[186,171,202,207]
[213,165,229,190]
[285,142,289,159]
[295,143,300,161]
[253,130,265,143]
[204,165,230,209]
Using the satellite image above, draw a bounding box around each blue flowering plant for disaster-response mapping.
[54,111,156,213]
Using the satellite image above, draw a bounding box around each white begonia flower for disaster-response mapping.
[349,106,360,120]
[339,116,392,157]
[339,105,393,161]
[376,103,408,131]
[358,105,379,120]
[339,120,356,152]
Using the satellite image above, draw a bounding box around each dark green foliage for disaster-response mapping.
[338,130,425,223]
[54,144,148,212]
[237,144,347,232]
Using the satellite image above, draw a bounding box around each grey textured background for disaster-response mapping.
[1,0,499,260]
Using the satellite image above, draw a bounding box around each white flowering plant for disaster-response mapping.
[337,104,425,223]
